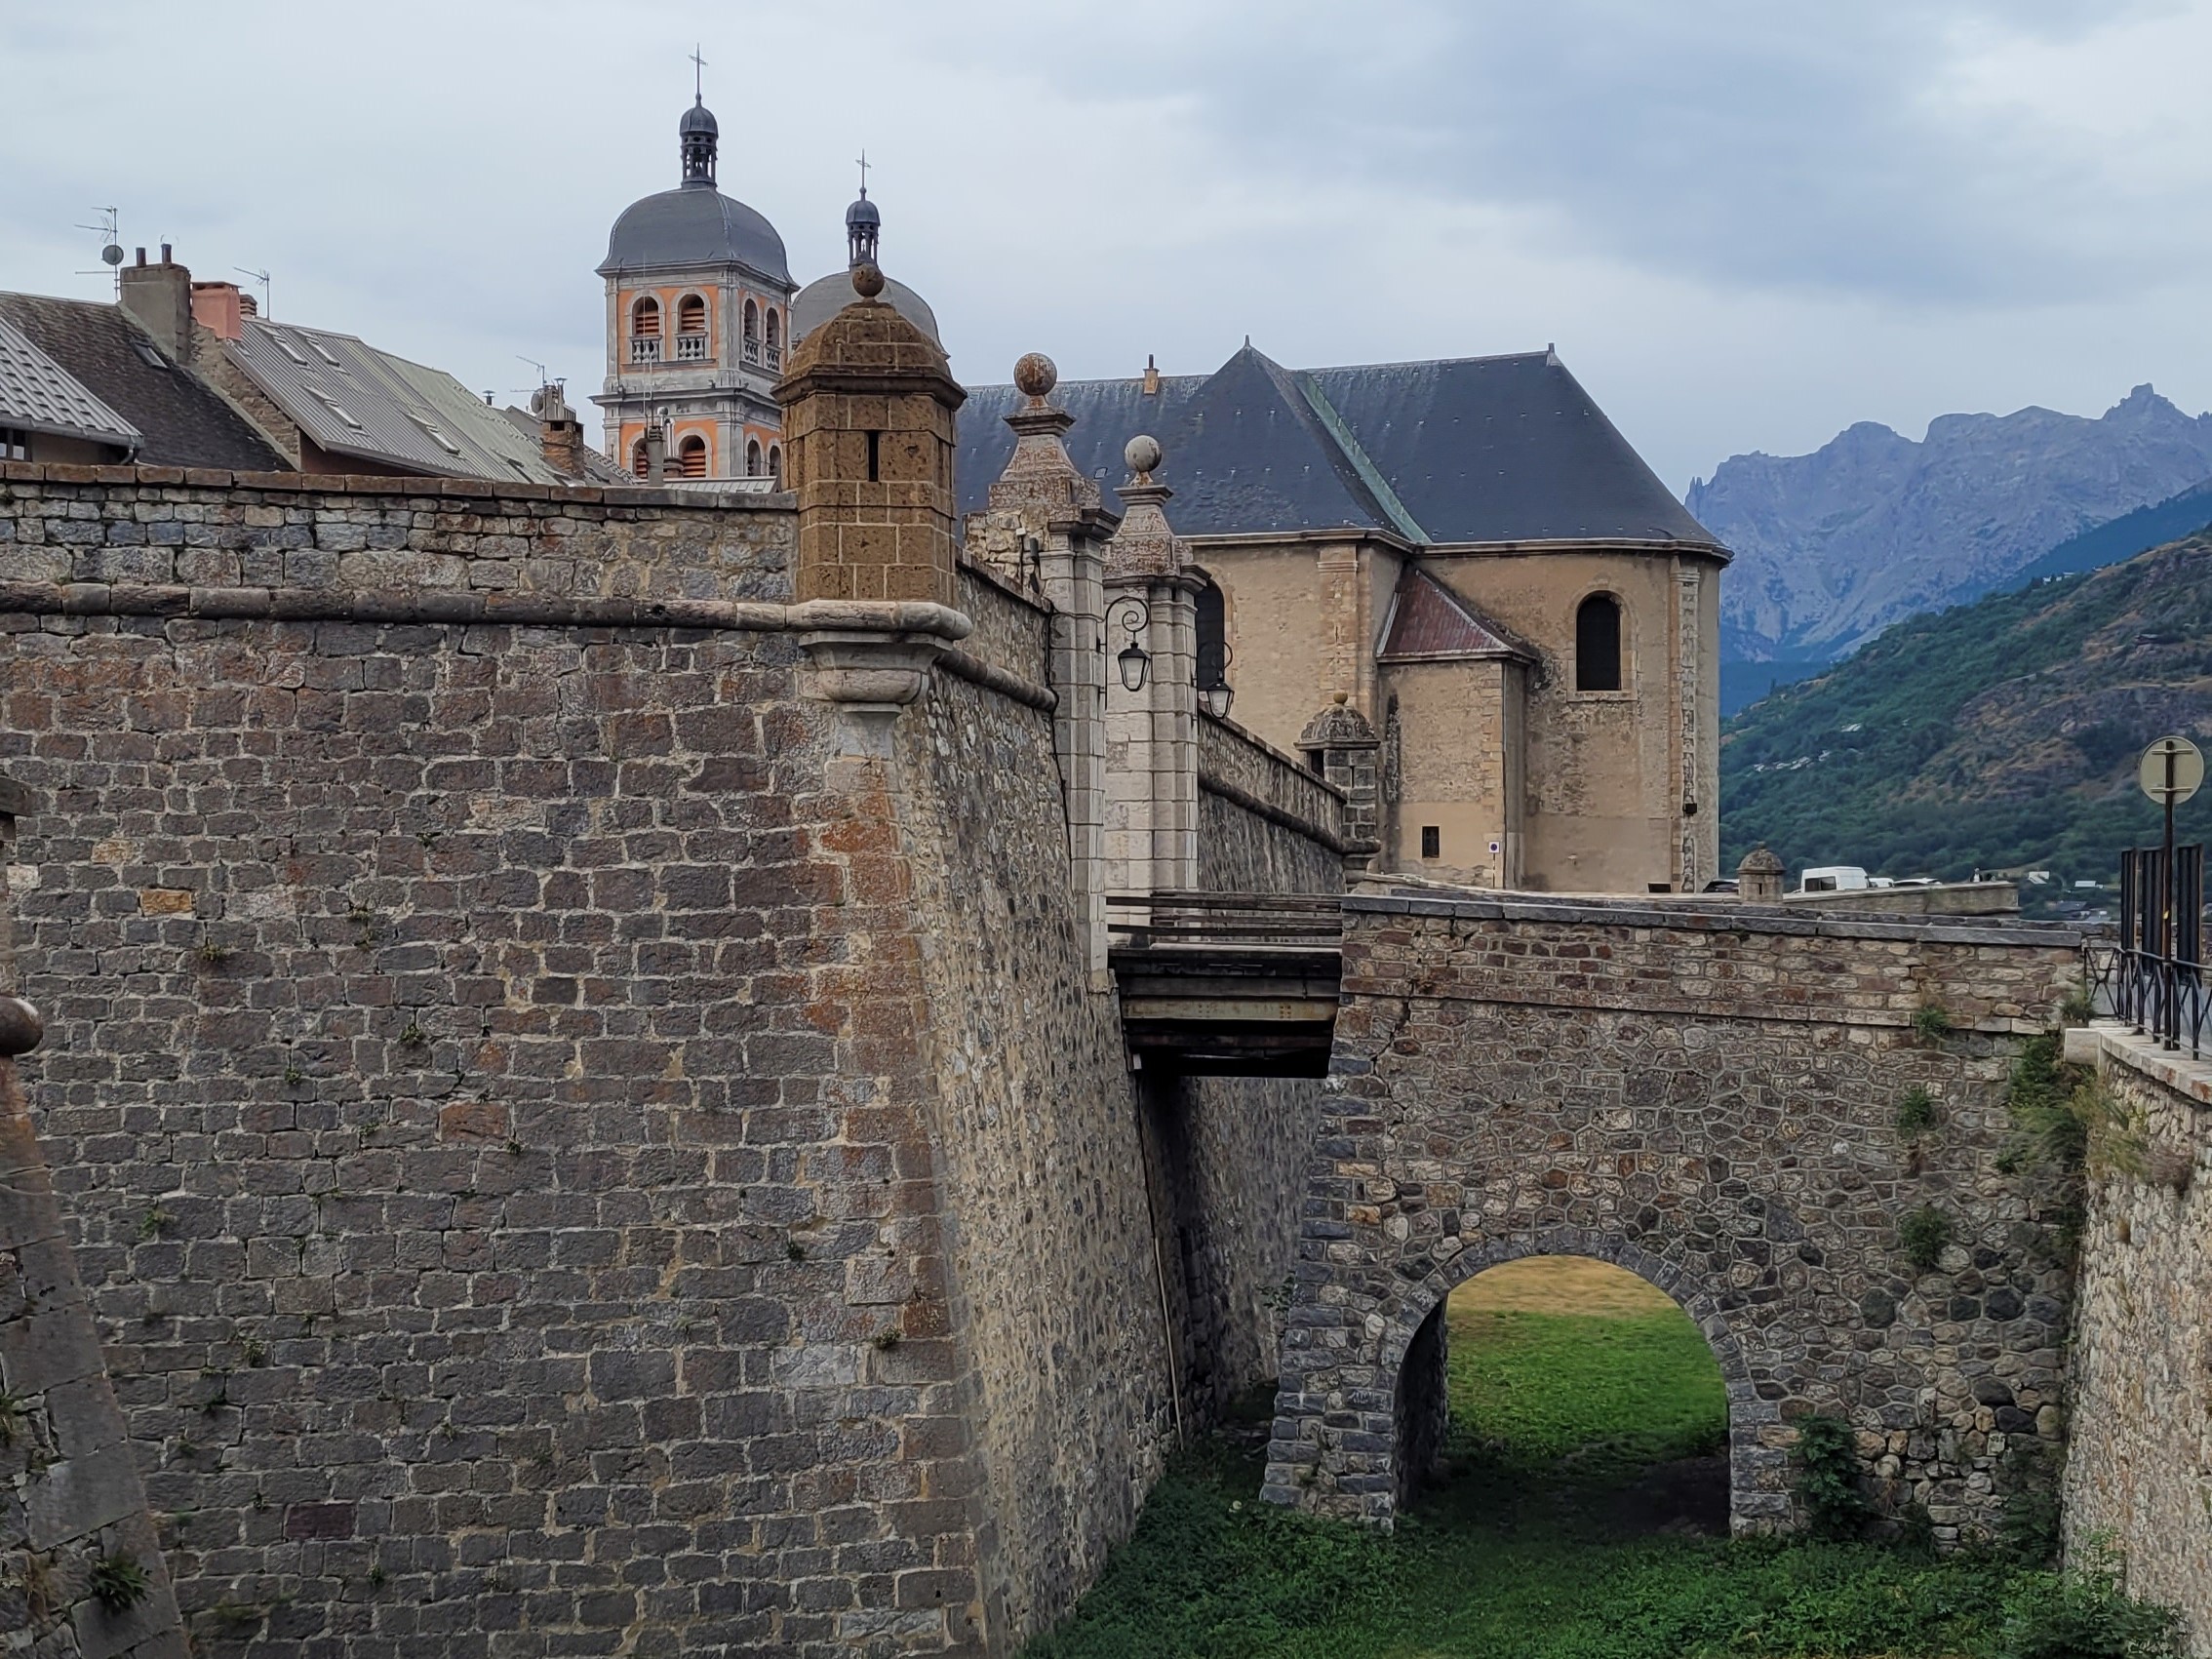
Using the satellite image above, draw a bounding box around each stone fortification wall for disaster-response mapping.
[0,466,1198,1656]
[1268,892,2085,1540]
[0,462,792,605]
[889,672,1174,1641]
[1196,715,1343,895]
[2063,1025,2212,1653]
[951,562,1049,688]
[0,787,188,1658]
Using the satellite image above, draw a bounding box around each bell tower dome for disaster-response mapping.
[679,97,718,187]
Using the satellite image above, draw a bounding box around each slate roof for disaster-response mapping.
[791,268,939,346]
[0,292,288,470]
[0,313,139,451]
[958,343,1723,552]
[1377,567,1535,662]
[230,318,584,485]
[599,186,792,287]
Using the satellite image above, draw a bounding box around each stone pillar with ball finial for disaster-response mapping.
[982,351,1122,982]
[1101,435,1202,898]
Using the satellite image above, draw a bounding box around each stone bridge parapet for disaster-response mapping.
[1264,889,2085,1541]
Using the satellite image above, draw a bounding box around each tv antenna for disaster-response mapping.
[235,266,272,319]
[74,207,125,292]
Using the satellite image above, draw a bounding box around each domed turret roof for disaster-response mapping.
[599,97,790,285]
[791,268,937,346]
[599,188,791,284]
[846,194,881,229]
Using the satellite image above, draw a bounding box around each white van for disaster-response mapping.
[1798,865,1871,893]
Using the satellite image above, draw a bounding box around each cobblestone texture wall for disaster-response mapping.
[1,809,189,1659]
[1264,892,2084,1542]
[950,565,1048,688]
[2063,1026,2212,1655]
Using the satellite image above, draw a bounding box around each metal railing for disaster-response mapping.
[2094,845,2206,1058]
[1106,890,1343,950]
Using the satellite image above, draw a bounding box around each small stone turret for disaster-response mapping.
[1300,693,1382,874]
[1738,844,1786,903]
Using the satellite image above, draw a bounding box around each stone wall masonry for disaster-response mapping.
[949,564,1048,691]
[1,801,189,1659]
[1265,891,2086,1540]
[1196,715,1345,896]
[890,674,1174,1645]
[2063,1024,2212,1655]
[0,463,796,608]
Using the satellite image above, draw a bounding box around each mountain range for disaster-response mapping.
[1720,532,2212,890]
[1688,386,2212,708]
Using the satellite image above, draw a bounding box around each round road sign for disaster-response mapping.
[2138,735,2204,806]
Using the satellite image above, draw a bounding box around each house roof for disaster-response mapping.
[0,292,287,470]
[1378,567,1536,662]
[230,318,585,485]
[0,313,139,451]
[958,343,1723,552]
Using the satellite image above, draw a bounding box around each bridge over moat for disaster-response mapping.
[1114,887,2085,1542]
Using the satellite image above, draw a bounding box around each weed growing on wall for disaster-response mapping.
[1793,1414,1871,1539]
[1914,1003,1957,1043]
[88,1553,150,1613]
[1901,1205,1954,1272]
[1895,1086,1939,1139]
[1995,1537,2184,1659]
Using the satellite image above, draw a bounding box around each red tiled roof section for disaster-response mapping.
[1379,567,1536,662]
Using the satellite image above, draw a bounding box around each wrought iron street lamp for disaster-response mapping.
[1108,594,1152,692]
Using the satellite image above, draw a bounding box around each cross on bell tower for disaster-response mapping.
[680,49,717,187]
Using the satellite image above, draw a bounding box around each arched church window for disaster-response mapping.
[631,438,652,478]
[1575,593,1624,691]
[630,296,661,364]
[742,298,762,367]
[769,445,783,488]
[678,434,708,479]
[1196,578,1228,690]
[764,307,782,370]
[746,438,763,477]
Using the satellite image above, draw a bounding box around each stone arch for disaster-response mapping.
[1572,589,1625,691]
[1370,1229,1777,1529]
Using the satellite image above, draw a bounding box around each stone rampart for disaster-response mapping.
[2063,1023,2212,1653]
[0,466,1237,1655]
[1,780,188,1658]
[1266,890,2085,1540]
[1196,715,1343,895]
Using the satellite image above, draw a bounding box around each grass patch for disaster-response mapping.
[1025,1258,2172,1658]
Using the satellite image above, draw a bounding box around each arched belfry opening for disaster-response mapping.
[1375,1241,1751,1533]
[1575,592,1624,691]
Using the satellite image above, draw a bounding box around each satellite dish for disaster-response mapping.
[529,387,547,416]
[100,243,124,266]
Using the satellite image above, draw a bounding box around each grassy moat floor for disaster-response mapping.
[1022,1259,2134,1659]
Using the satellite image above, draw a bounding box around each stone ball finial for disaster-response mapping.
[1125,433,1163,481]
[851,262,887,300]
[1014,352,1058,400]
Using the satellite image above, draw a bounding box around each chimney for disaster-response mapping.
[535,383,584,478]
[119,244,194,360]
[190,281,247,342]
[643,422,667,481]
[1142,353,1161,395]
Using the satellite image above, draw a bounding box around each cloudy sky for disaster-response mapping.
[5,0,2211,490]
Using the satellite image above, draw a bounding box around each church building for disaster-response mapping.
[595,93,797,482]
[960,348,1730,895]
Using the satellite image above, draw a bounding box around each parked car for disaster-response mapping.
[1798,865,1871,893]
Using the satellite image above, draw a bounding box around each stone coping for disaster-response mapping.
[955,550,1050,618]
[2090,1019,2212,1106]
[1200,711,1349,804]
[0,457,797,512]
[1345,885,2087,950]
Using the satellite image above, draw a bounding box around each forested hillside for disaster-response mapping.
[1720,535,2212,883]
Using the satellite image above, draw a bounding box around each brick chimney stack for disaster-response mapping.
[190,281,249,342]
[534,383,585,478]
[119,244,194,360]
